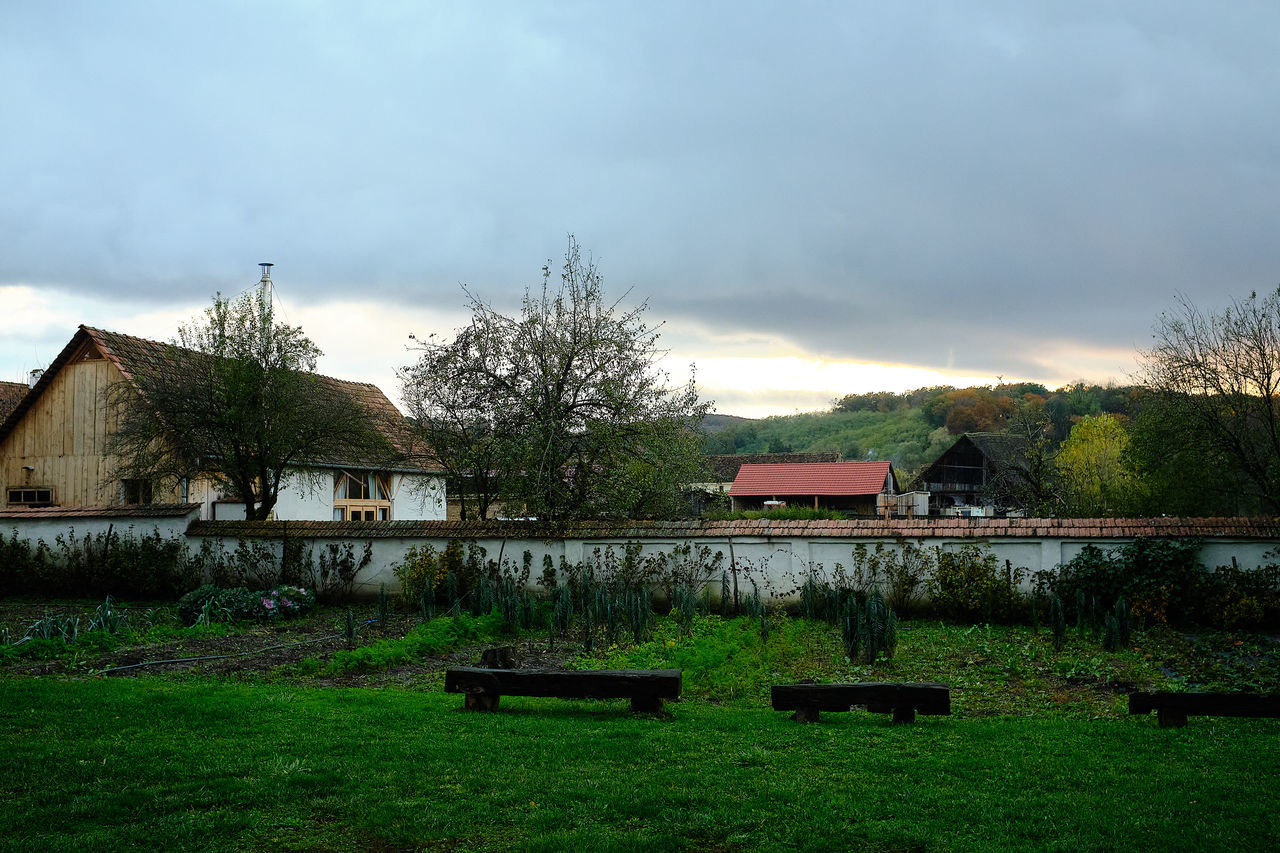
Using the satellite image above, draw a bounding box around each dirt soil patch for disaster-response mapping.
[0,599,579,687]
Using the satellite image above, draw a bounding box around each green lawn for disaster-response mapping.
[2,677,1277,852]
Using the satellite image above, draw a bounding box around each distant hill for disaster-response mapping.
[702,412,755,432]
[699,383,1140,479]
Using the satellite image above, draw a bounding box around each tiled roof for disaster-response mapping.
[0,381,26,422]
[0,325,437,472]
[186,516,1280,540]
[705,452,841,483]
[917,433,1031,486]
[0,504,200,519]
[82,326,432,469]
[729,461,893,497]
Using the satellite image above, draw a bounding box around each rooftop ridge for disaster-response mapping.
[81,325,384,391]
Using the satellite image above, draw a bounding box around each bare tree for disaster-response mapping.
[1138,289,1280,512]
[401,237,710,521]
[983,400,1065,516]
[399,326,509,521]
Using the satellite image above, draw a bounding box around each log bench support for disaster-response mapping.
[771,682,950,724]
[1128,691,1280,728]
[445,667,681,713]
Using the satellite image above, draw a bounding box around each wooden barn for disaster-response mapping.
[916,432,1032,516]
[0,326,445,521]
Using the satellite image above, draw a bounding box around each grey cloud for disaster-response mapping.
[4,1,1280,397]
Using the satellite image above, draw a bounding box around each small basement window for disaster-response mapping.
[7,486,54,506]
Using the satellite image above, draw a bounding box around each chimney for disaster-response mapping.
[258,262,273,301]
[27,368,43,389]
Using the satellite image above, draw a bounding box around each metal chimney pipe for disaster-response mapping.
[258,262,273,300]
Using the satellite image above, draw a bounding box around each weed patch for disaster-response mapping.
[323,611,505,674]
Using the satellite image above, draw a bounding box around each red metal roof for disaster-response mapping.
[728,461,893,497]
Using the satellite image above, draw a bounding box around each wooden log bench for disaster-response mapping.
[444,667,682,713]
[1128,691,1280,728]
[771,681,950,723]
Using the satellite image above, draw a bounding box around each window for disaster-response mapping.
[7,486,54,506]
[334,470,391,521]
[121,480,153,504]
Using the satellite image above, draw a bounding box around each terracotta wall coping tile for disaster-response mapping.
[184,516,1280,540]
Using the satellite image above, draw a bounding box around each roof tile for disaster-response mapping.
[0,503,199,519]
[181,516,1280,540]
[729,462,893,497]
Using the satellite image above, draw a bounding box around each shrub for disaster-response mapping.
[1198,561,1280,629]
[36,526,202,600]
[177,583,314,626]
[1049,538,1207,627]
[929,544,1025,623]
[178,585,220,626]
[311,542,373,602]
[882,542,931,614]
[0,530,54,596]
[392,545,443,609]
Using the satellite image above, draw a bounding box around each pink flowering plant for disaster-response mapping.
[178,584,316,625]
[258,585,315,620]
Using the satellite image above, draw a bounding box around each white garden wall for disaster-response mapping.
[3,513,1277,600]
[182,517,1280,599]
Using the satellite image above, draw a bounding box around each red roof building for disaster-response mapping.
[728,461,897,515]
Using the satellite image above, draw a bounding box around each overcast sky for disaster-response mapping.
[4,1,1279,417]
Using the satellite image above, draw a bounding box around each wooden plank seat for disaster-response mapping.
[1128,691,1280,728]
[444,667,682,713]
[771,681,951,723]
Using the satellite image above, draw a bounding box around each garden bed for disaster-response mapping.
[2,597,1276,716]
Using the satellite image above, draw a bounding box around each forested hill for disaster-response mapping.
[702,383,1138,479]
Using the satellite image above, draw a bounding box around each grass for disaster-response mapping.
[2,678,1278,852]
[320,610,504,675]
[2,601,1278,850]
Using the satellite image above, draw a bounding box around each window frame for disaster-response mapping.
[6,486,55,506]
[333,469,392,521]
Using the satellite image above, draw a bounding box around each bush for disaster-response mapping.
[929,544,1025,623]
[311,542,374,602]
[392,545,443,609]
[0,527,202,600]
[178,585,220,626]
[1198,562,1280,629]
[1048,538,1206,627]
[0,529,54,596]
[177,584,315,626]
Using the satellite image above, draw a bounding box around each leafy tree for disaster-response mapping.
[1125,390,1249,516]
[1056,414,1144,517]
[1138,290,1280,513]
[401,237,709,521]
[108,288,389,520]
